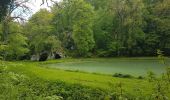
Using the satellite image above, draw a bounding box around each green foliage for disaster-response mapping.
[52,0,95,57]
[147,73,170,100]
[143,0,170,56]
[7,33,29,59]
[146,50,170,100]
[5,33,29,60]
[165,67,170,82]
[147,71,156,82]
[0,24,2,39]
[0,43,7,59]
[44,36,62,53]
[111,82,128,100]
[138,76,145,79]
[71,0,95,56]
[150,80,169,100]
[0,22,29,60]
[0,0,11,21]
[1,0,170,60]
[45,95,63,100]
[86,0,170,57]
[25,9,61,57]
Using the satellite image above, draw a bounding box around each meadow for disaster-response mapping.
[1,57,169,99]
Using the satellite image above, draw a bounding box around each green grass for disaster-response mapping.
[5,59,157,97]
[2,58,169,98]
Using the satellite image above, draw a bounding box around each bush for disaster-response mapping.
[138,76,145,79]
[113,73,133,78]
[0,61,6,73]
[45,95,63,100]
[0,66,4,73]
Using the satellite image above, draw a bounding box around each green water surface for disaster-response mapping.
[47,58,170,76]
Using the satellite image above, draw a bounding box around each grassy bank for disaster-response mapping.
[1,58,170,99]
[6,60,152,95]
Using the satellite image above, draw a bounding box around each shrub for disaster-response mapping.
[45,95,63,100]
[113,73,133,78]
[138,76,145,79]
[147,71,156,82]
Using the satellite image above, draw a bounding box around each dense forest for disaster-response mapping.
[0,0,169,61]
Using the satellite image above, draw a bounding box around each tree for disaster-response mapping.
[0,24,2,40]
[91,0,146,56]
[52,1,77,50]
[0,0,11,22]
[153,0,170,55]
[6,33,29,60]
[1,0,30,42]
[143,0,170,55]
[1,0,169,59]
[25,9,61,58]
[71,0,95,56]
[0,0,57,22]
[44,36,62,57]
[92,2,116,56]
[52,0,95,57]
[1,22,29,60]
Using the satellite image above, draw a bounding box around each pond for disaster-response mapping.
[46,58,170,76]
